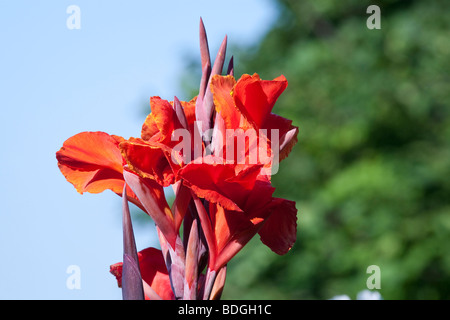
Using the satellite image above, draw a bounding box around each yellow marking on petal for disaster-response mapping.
[165,207,175,221]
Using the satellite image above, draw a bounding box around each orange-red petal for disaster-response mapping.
[56,131,125,195]
[141,96,182,142]
[120,138,176,187]
[210,75,243,130]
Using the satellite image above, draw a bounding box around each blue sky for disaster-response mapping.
[0,0,277,299]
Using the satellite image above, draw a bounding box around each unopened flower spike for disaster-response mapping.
[121,184,144,300]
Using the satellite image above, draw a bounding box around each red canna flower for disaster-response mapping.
[56,18,299,300]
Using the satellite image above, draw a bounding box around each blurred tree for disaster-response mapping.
[180,0,450,299]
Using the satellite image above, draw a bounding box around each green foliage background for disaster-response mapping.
[183,0,450,299]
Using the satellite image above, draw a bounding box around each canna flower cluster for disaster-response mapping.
[56,19,299,300]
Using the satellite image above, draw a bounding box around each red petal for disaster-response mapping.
[211,203,263,270]
[210,204,254,254]
[141,96,182,142]
[233,74,288,129]
[178,159,263,211]
[258,198,298,255]
[243,178,275,215]
[263,113,299,162]
[120,138,176,187]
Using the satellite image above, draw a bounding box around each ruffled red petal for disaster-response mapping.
[178,158,263,212]
[56,131,125,195]
[141,96,182,142]
[258,198,298,255]
[120,138,176,187]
